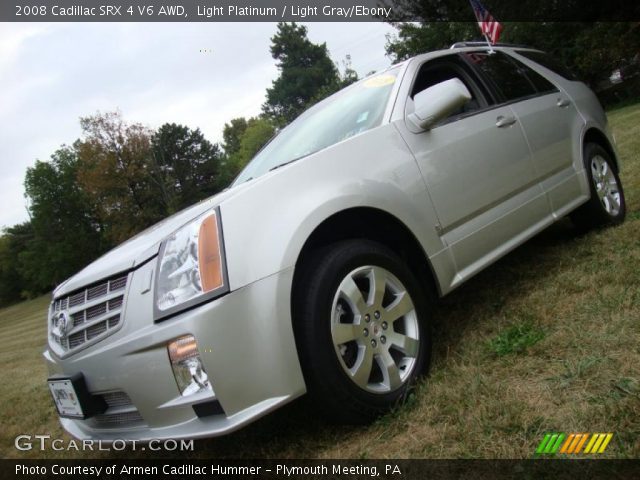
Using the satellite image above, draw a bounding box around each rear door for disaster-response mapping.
[469,51,583,216]
[394,53,551,288]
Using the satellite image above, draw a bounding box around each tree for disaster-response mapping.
[222,117,249,157]
[503,22,640,86]
[384,2,640,87]
[224,117,276,181]
[22,147,104,292]
[339,54,359,87]
[150,123,224,213]
[308,54,361,106]
[385,22,478,61]
[75,111,161,244]
[263,22,341,125]
[1,112,233,303]
[0,223,32,304]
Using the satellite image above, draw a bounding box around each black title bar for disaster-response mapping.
[2,0,640,22]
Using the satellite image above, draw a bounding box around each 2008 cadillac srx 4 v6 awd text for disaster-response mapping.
[45,45,625,440]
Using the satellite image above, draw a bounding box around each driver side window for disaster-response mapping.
[410,58,489,123]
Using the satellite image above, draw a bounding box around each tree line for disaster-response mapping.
[1,18,638,305]
[385,21,639,88]
[0,23,357,305]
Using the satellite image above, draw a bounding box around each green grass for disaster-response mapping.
[487,322,545,356]
[1,103,639,459]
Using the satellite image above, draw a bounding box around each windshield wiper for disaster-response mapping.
[269,154,309,172]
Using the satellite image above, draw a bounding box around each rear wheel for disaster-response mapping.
[293,240,431,423]
[571,142,625,229]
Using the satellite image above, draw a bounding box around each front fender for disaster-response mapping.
[219,123,446,293]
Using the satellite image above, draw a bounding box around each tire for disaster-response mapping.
[293,239,432,424]
[571,142,626,229]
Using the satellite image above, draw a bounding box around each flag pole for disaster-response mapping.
[469,0,501,55]
[484,33,495,54]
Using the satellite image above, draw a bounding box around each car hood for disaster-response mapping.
[53,185,245,298]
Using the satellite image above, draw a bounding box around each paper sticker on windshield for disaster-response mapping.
[363,74,396,88]
[356,111,369,123]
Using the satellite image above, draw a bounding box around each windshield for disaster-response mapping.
[233,67,400,185]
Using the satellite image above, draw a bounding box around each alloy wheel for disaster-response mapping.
[330,265,420,394]
[591,155,621,217]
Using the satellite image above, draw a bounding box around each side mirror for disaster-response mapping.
[408,78,472,131]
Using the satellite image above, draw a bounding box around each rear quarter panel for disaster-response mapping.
[506,50,611,201]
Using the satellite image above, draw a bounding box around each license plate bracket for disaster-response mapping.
[47,373,107,419]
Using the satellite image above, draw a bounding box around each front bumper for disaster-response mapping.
[44,261,305,441]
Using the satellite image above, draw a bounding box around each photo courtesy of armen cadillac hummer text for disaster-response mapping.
[45,45,625,441]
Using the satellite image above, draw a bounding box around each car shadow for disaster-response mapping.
[430,217,583,360]
[189,218,585,458]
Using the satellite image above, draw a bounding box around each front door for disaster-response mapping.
[394,55,550,287]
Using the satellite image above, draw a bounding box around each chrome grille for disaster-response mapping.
[86,303,107,320]
[109,276,127,291]
[68,332,85,348]
[86,321,107,339]
[69,291,85,307]
[87,283,108,300]
[50,274,129,355]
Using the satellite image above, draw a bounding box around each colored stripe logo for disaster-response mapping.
[536,433,613,455]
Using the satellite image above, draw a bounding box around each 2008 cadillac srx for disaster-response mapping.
[45,45,625,440]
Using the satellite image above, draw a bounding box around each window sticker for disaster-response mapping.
[356,111,369,123]
[363,74,396,88]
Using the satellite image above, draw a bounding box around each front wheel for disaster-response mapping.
[293,240,431,423]
[571,142,626,229]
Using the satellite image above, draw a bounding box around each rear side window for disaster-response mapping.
[520,63,557,94]
[464,52,557,101]
[516,50,579,81]
[464,52,537,102]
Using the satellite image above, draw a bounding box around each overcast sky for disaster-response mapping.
[0,22,397,229]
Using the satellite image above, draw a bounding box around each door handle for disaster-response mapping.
[495,115,517,128]
[557,98,570,108]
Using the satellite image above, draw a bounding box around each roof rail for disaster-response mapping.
[449,41,531,49]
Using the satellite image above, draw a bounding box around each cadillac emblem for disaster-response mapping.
[52,311,70,339]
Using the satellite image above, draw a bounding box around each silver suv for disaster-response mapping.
[45,46,625,440]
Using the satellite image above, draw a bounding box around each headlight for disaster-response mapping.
[154,208,228,320]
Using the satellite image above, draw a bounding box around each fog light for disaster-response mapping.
[167,335,213,397]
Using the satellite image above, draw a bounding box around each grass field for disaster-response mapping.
[1,103,639,459]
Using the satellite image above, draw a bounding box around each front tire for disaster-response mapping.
[571,142,626,229]
[293,240,431,424]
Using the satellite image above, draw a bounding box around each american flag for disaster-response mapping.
[469,0,503,45]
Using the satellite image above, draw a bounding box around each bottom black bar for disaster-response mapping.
[2,459,639,480]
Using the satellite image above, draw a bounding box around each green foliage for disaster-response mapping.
[487,322,545,356]
[23,147,104,292]
[0,223,32,304]
[0,113,229,304]
[222,117,249,157]
[308,54,361,107]
[340,55,359,87]
[223,117,276,184]
[263,22,341,126]
[0,25,357,304]
[235,118,276,168]
[386,22,478,60]
[151,123,224,213]
[502,22,640,86]
[386,21,640,87]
